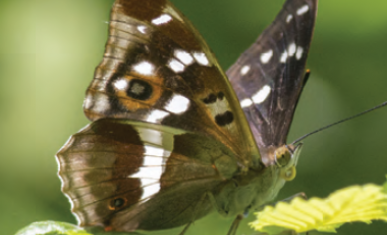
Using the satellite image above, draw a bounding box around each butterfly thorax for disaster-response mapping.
[213,165,278,216]
[214,143,303,216]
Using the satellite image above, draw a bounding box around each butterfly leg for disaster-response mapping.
[206,191,229,216]
[178,223,192,235]
[226,214,244,235]
[207,191,246,235]
[281,192,307,202]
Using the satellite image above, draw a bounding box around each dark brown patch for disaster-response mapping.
[91,119,141,144]
[116,0,167,21]
[217,92,224,100]
[202,93,217,104]
[115,0,204,51]
[215,111,234,126]
[126,79,153,101]
[109,197,127,210]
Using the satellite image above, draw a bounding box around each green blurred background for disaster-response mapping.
[1,0,387,234]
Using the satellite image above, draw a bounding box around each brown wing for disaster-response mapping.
[56,119,238,231]
[84,0,259,164]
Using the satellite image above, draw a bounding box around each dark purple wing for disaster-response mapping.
[227,0,317,152]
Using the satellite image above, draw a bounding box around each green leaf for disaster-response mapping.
[250,183,387,234]
[15,221,92,235]
[15,221,138,235]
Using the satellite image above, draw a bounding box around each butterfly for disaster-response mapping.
[56,0,317,234]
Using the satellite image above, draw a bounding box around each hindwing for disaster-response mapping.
[57,119,238,230]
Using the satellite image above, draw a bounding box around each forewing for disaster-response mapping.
[84,0,259,161]
[56,119,238,231]
[227,0,317,151]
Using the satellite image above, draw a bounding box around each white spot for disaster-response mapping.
[206,97,233,127]
[144,145,165,157]
[142,156,165,167]
[240,98,253,108]
[84,93,93,109]
[130,163,162,200]
[141,184,161,200]
[130,147,167,179]
[174,49,194,65]
[252,85,271,104]
[168,59,185,73]
[297,5,309,15]
[137,25,147,34]
[138,128,163,146]
[113,79,128,91]
[286,14,293,23]
[146,110,169,123]
[92,94,110,113]
[131,165,162,179]
[128,144,172,201]
[288,43,296,57]
[152,14,172,25]
[260,49,273,64]
[280,51,288,63]
[296,46,304,60]
[193,52,210,66]
[139,178,159,186]
[165,94,190,114]
[240,65,250,75]
[133,61,155,75]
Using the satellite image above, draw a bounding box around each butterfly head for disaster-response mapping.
[232,143,303,213]
[274,143,303,182]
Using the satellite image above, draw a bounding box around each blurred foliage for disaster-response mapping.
[1,0,387,234]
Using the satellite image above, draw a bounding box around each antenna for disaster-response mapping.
[291,100,387,145]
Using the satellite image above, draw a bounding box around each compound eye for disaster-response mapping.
[274,147,292,167]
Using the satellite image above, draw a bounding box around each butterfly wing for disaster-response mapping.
[57,119,238,230]
[84,0,259,162]
[227,0,317,154]
[57,0,318,232]
[57,0,258,231]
